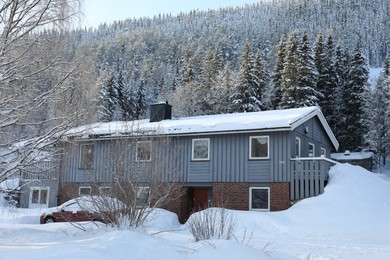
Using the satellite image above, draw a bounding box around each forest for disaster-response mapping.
[1,0,390,180]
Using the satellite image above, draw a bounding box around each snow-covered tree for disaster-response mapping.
[271,35,286,109]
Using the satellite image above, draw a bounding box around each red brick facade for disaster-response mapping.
[212,182,249,210]
[270,183,291,211]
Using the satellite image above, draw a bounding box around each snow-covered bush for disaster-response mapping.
[187,208,237,242]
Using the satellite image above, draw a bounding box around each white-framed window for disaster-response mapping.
[79,143,94,169]
[29,187,49,208]
[308,142,315,157]
[79,186,91,196]
[249,187,270,211]
[136,141,152,162]
[249,136,269,159]
[320,147,326,157]
[295,137,301,158]
[192,138,210,161]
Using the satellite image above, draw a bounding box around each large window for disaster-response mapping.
[249,136,269,159]
[29,187,49,208]
[249,187,270,211]
[79,144,94,169]
[308,142,315,157]
[136,141,152,162]
[295,137,301,158]
[192,138,210,161]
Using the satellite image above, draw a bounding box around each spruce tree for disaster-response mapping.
[339,44,369,151]
[271,35,286,109]
[295,30,321,107]
[99,72,117,122]
[250,52,270,111]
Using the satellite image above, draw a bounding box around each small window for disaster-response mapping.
[249,187,270,211]
[29,187,49,208]
[79,186,91,196]
[79,144,94,169]
[136,141,152,162]
[99,186,111,196]
[192,138,210,161]
[295,137,301,158]
[308,142,315,157]
[320,147,326,157]
[249,136,269,159]
[136,186,150,207]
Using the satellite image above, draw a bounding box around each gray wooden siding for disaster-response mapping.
[59,115,334,186]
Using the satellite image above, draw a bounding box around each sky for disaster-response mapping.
[84,0,261,28]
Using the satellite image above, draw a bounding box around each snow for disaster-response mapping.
[0,178,19,190]
[1,164,390,259]
[66,106,319,137]
[368,67,382,87]
[331,151,374,160]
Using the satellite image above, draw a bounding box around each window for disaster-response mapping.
[308,142,315,157]
[79,186,91,196]
[249,187,270,211]
[295,137,301,158]
[136,141,152,162]
[79,144,94,169]
[192,138,210,161]
[249,136,269,159]
[99,186,111,196]
[135,186,150,207]
[29,187,49,208]
[320,147,326,157]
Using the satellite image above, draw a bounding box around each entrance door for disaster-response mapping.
[29,187,49,208]
[192,188,209,212]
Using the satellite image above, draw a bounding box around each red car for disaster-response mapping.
[40,196,119,224]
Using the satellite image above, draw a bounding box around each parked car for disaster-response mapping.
[40,196,121,224]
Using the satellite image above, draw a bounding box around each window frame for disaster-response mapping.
[320,147,327,157]
[135,186,150,208]
[249,187,270,211]
[29,187,50,208]
[99,186,111,196]
[79,186,91,196]
[308,142,315,157]
[136,141,152,162]
[79,143,94,169]
[249,136,269,160]
[192,138,210,161]
[295,137,301,158]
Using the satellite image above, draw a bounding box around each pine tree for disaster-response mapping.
[339,44,369,151]
[250,52,270,111]
[280,31,300,108]
[230,42,258,112]
[295,30,321,107]
[134,79,147,119]
[99,72,117,122]
[271,35,286,109]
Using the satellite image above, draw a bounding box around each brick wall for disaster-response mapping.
[212,183,249,210]
[270,183,290,211]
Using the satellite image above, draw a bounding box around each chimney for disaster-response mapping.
[149,102,172,122]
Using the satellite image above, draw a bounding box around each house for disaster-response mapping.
[18,104,340,221]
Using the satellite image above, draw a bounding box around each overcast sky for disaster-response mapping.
[83,0,261,28]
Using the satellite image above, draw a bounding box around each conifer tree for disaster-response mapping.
[134,79,147,119]
[295,30,321,107]
[271,35,286,109]
[99,72,117,122]
[279,31,301,108]
[339,44,369,151]
[250,52,270,111]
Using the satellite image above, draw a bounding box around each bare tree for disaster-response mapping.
[0,0,84,184]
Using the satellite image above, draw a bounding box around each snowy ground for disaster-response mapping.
[1,163,390,259]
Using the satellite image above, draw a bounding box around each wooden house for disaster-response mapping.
[26,104,340,221]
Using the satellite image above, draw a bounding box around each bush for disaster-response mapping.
[187,208,237,242]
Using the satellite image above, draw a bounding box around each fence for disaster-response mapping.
[290,157,338,200]
[20,161,58,180]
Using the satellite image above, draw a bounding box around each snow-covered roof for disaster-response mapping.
[66,107,339,150]
[331,151,374,160]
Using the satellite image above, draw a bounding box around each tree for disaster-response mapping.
[0,1,83,184]
[338,44,369,151]
[271,35,287,109]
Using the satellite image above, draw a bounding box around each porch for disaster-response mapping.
[290,157,339,200]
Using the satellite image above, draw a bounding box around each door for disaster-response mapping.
[29,187,49,208]
[192,188,209,212]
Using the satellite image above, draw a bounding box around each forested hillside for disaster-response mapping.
[2,0,390,173]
